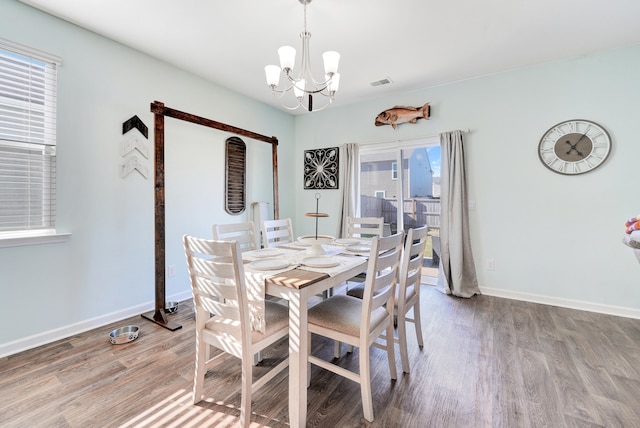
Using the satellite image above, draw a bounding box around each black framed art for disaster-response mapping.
[304,147,339,189]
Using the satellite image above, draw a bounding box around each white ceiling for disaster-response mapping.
[18,0,640,115]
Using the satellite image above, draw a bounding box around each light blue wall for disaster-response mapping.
[294,44,640,313]
[2,0,639,355]
[0,1,294,350]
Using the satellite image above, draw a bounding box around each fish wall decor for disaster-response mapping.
[374,102,430,129]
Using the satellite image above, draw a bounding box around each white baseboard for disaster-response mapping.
[5,287,638,359]
[0,291,192,358]
[481,287,640,320]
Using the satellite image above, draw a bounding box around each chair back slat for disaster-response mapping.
[268,229,291,240]
[194,292,241,322]
[190,256,236,279]
[192,276,238,302]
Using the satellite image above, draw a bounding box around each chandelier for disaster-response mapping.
[264,0,340,112]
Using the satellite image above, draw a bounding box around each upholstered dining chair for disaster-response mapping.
[183,235,289,428]
[212,221,259,253]
[261,218,295,248]
[306,232,404,422]
[346,226,428,373]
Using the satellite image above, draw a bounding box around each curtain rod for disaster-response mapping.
[351,128,470,147]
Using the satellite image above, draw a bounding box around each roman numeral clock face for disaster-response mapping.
[538,119,611,175]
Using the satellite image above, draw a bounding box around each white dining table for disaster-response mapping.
[244,247,368,427]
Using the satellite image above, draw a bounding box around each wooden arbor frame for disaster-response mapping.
[142,101,280,330]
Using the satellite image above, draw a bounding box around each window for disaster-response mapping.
[359,138,441,277]
[0,39,66,246]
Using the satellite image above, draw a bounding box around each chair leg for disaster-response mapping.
[193,335,207,404]
[307,331,313,388]
[323,287,334,298]
[413,299,424,348]
[359,342,374,422]
[386,321,398,380]
[397,312,410,374]
[333,340,341,359]
[240,356,252,428]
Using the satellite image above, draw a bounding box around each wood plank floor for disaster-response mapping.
[2,285,640,427]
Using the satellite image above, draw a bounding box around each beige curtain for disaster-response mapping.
[337,143,359,238]
[437,130,480,297]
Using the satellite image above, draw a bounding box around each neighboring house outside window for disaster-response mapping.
[391,161,398,180]
[0,39,67,247]
[374,190,385,198]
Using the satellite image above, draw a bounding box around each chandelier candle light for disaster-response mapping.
[264,0,340,112]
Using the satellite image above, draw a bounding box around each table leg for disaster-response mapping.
[288,288,308,428]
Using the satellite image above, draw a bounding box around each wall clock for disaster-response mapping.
[538,119,611,175]
[304,147,339,189]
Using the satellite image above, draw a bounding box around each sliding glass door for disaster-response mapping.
[359,138,440,276]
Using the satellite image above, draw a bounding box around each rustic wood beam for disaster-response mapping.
[150,102,278,146]
[150,101,280,219]
[141,105,180,330]
[144,101,280,331]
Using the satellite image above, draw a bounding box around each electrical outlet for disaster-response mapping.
[167,264,176,277]
[487,259,495,271]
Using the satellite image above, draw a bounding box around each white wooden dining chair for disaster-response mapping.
[183,235,289,428]
[344,216,384,283]
[394,226,427,372]
[212,221,267,364]
[346,226,428,373]
[346,216,384,240]
[306,232,404,422]
[261,218,294,248]
[212,221,259,253]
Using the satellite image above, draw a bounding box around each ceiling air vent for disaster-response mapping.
[370,77,393,87]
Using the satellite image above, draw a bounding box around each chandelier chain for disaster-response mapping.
[303,1,308,34]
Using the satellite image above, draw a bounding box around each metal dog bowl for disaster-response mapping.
[164,301,179,314]
[109,325,139,345]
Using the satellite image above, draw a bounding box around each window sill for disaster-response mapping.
[0,231,71,248]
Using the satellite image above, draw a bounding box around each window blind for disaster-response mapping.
[0,39,60,233]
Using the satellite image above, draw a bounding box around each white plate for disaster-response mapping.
[334,238,362,246]
[301,256,340,268]
[251,248,284,258]
[296,235,334,246]
[347,245,371,253]
[249,258,290,271]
